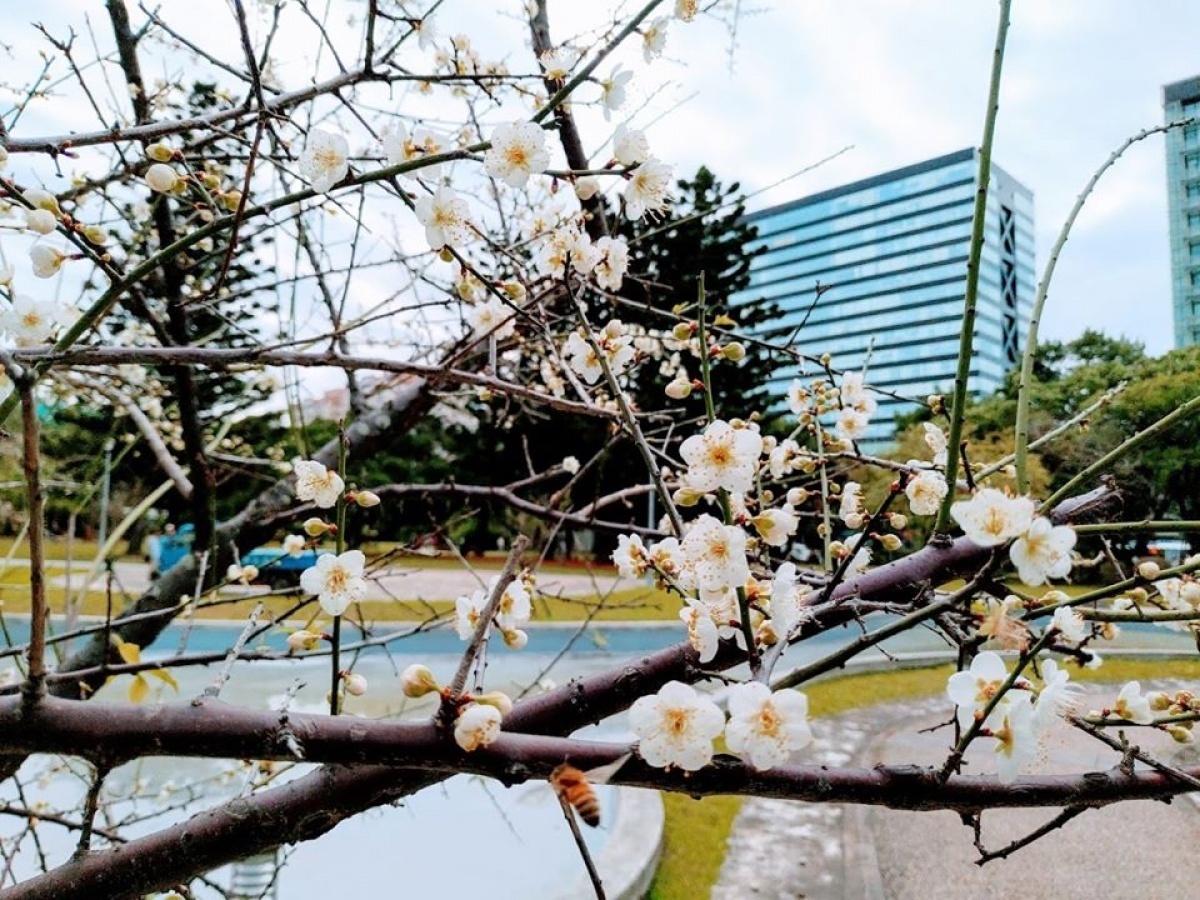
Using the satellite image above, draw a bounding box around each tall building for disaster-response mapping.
[735,148,1034,448]
[1163,76,1200,348]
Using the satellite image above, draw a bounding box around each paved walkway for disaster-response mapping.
[713,683,1200,899]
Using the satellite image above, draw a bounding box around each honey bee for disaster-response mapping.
[550,763,601,827]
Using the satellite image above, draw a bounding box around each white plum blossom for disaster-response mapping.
[468,297,517,341]
[752,507,797,547]
[679,514,750,597]
[299,129,350,193]
[612,534,649,579]
[454,703,502,752]
[641,16,669,61]
[950,488,1036,548]
[454,577,530,641]
[382,123,444,179]
[1033,659,1081,728]
[539,225,599,276]
[838,481,864,528]
[946,651,1029,728]
[992,692,1038,783]
[494,577,531,633]
[840,371,877,417]
[623,157,673,220]
[629,681,724,770]
[675,0,697,21]
[455,589,488,640]
[679,419,762,495]
[414,13,439,51]
[724,682,813,769]
[0,296,60,346]
[483,120,549,188]
[906,466,948,516]
[539,46,575,80]
[283,534,307,557]
[1009,517,1076,586]
[564,321,635,384]
[786,380,808,416]
[613,124,650,166]
[561,455,580,475]
[1114,681,1155,725]
[923,422,948,465]
[1050,605,1088,643]
[680,603,722,663]
[769,562,811,636]
[414,186,473,250]
[599,64,633,118]
[30,242,69,278]
[768,438,800,479]
[299,550,368,617]
[833,406,869,443]
[593,236,630,291]
[293,459,345,508]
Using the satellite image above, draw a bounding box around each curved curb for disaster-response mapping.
[556,786,664,900]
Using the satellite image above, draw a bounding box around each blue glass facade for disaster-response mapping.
[734,148,1035,448]
[1163,76,1200,348]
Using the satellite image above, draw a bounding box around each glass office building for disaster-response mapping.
[735,148,1034,448]
[1163,76,1200,348]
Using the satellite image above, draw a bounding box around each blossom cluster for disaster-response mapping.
[629,680,813,771]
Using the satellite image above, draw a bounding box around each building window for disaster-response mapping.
[1191,271,1200,287]
[1184,99,1200,115]
[1186,155,1200,173]
[1189,212,1200,230]
[1191,243,1200,261]
[1187,126,1200,145]
[1189,184,1200,203]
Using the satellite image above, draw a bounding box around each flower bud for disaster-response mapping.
[1127,587,1149,603]
[286,630,323,652]
[23,188,60,213]
[220,189,243,212]
[401,664,440,698]
[721,341,746,362]
[501,627,528,650]
[303,517,332,537]
[574,176,600,200]
[439,247,455,263]
[879,533,902,551]
[672,486,704,507]
[146,141,175,162]
[474,690,514,716]
[145,163,181,194]
[672,322,694,341]
[454,703,502,752]
[843,513,864,531]
[787,488,808,506]
[24,208,56,234]
[83,225,108,245]
[665,375,692,400]
[1137,561,1161,581]
[353,490,382,508]
[1148,691,1173,711]
[1166,723,1195,744]
[341,671,368,696]
[889,513,908,530]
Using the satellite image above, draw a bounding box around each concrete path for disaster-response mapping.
[713,683,1200,899]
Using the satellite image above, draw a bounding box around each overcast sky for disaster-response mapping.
[5,1,1199,356]
[628,1,1200,356]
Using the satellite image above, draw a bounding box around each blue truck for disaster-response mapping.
[148,524,329,587]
